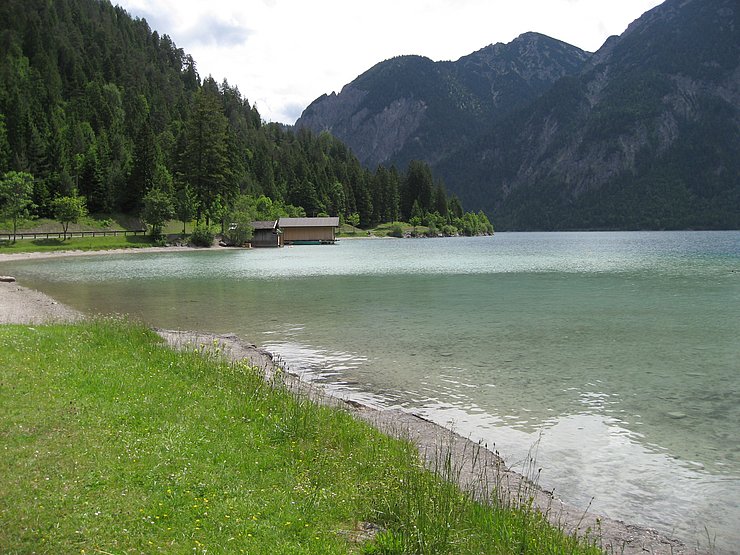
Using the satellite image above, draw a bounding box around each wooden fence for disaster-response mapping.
[0,229,147,241]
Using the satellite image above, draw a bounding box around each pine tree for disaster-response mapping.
[126,118,157,210]
[178,88,229,222]
[0,115,11,173]
[401,160,434,220]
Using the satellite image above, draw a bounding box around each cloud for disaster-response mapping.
[181,14,253,47]
[278,102,308,125]
[117,3,174,39]
[115,0,665,124]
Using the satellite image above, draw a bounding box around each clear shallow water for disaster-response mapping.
[3,232,739,552]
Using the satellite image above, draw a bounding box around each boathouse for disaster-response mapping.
[250,220,282,247]
[278,217,339,245]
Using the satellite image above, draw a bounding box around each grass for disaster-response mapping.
[0,234,155,254]
[0,213,144,235]
[0,320,603,554]
[338,223,367,236]
[338,221,430,238]
[0,214,200,254]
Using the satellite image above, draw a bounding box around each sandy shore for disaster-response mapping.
[0,245,215,262]
[0,275,699,554]
[0,280,84,324]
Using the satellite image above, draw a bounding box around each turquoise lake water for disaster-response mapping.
[3,232,739,552]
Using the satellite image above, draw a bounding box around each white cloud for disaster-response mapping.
[114,0,664,124]
[181,15,253,47]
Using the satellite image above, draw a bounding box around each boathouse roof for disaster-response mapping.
[278,217,340,228]
[251,220,278,230]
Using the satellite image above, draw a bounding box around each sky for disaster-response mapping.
[114,0,665,125]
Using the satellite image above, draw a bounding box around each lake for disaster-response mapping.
[3,231,739,552]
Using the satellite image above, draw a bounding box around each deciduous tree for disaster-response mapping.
[224,194,256,246]
[52,192,87,240]
[0,171,35,242]
[174,182,198,234]
[141,187,174,238]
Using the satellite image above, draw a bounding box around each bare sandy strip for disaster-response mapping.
[0,280,84,324]
[0,277,698,554]
[0,245,210,262]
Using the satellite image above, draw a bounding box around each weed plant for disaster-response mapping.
[0,320,603,554]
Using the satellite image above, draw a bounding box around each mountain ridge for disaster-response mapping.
[296,32,590,170]
[439,0,739,229]
[297,0,739,230]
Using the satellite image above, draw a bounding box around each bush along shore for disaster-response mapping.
[0,318,610,554]
[0,211,493,256]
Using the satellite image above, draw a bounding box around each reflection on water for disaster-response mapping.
[3,232,739,552]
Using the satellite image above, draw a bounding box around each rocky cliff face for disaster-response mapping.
[295,33,590,169]
[438,0,739,229]
[301,86,428,167]
[297,0,738,230]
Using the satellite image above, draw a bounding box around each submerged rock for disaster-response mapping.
[667,411,687,419]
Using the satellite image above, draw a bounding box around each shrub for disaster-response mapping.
[425,220,439,237]
[189,224,214,247]
[388,224,404,238]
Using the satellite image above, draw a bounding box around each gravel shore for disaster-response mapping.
[0,274,699,554]
[0,280,84,324]
[0,245,202,263]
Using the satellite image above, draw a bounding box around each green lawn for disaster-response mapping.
[0,321,603,554]
[338,221,429,238]
[0,234,155,254]
[0,213,143,234]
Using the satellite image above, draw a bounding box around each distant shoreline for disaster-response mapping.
[0,244,228,262]
[0,277,697,554]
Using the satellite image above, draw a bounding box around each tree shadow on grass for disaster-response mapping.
[30,238,66,247]
[124,235,154,246]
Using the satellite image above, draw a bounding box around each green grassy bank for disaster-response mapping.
[0,320,601,554]
[0,213,157,254]
[0,234,155,254]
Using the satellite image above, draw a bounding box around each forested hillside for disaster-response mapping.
[0,0,488,235]
[297,0,739,230]
[438,0,739,230]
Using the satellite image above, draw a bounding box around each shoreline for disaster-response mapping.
[0,244,222,262]
[0,277,699,554]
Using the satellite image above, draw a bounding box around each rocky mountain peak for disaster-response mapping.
[295,33,589,168]
[297,0,738,230]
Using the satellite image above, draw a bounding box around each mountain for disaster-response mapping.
[439,0,740,230]
[295,33,590,170]
[297,0,740,230]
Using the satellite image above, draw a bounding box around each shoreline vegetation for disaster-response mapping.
[0,277,697,554]
[0,214,493,258]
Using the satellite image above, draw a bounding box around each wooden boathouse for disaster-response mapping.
[250,220,282,247]
[249,217,339,247]
[278,217,339,245]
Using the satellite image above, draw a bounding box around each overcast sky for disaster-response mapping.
[114,0,664,124]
